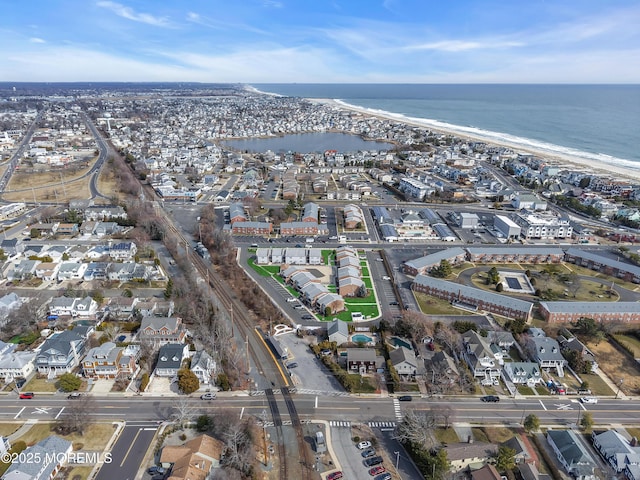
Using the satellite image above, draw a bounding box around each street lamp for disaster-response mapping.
[616,379,624,399]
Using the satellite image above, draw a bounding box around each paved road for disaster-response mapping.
[95,422,159,480]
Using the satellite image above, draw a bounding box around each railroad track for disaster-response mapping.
[282,387,313,480]
[265,389,288,480]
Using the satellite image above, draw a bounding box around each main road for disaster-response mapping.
[1,393,638,427]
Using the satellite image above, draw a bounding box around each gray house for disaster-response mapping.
[3,435,73,480]
[155,343,189,377]
[36,329,87,377]
[190,349,216,385]
[389,346,418,378]
[327,319,349,345]
[528,337,567,377]
[547,429,596,480]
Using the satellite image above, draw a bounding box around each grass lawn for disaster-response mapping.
[344,294,376,304]
[434,428,460,444]
[471,428,489,443]
[17,423,116,450]
[349,375,377,393]
[0,424,20,436]
[322,250,334,265]
[361,267,370,276]
[588,339,640,395]
[627,427,640,439]
[535,385,551,395]
[248,258,280,277]
[614,334,640,357]
[414,292,473,316]
[363,277,373,289]
[24,376,58,393]
[482,426,514,443]
[578,373,614,396]
[517,386,535,396]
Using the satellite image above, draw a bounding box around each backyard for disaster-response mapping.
[588,338,640,395]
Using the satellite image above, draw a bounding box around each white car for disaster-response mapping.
[357,441,372,450]
[382,276,391,280]
[581,397,598,404]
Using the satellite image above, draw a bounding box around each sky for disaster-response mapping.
[1,0,639,83]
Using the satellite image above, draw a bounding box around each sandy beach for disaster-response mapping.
[311,98,640,184]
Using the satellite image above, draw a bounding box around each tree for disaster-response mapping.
[170,397,197,427]
[139,372,150,392]
[523,414,540,433]
[572,317,599,337]
[394,409,438,451]
[581,411,594,431]
[495,445,516,472]
[55,394,96,435]
[487,267,501,285]
[177,368,200,394]
[431,259,452,278]
[496,282,504,292]
[57,372,82,392]
[164,278,174,299]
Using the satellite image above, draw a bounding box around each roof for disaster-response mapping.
[529,337,565,362]
[466,246,564,256]
[541,301,640,314]
[157,343,186,370]
[347,348,376,361]
[327,319,349,338]
[4,435,72,479]
[414,275,534,314]
[389,346,418,368]
[547,429,595,472]
[141,316,181,332]
[443,442,497,462]
[404,247,466,270]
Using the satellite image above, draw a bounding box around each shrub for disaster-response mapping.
[139,372,150,392]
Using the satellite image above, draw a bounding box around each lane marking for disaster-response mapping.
[14,407,25,419]
[120,428,142,467]
[539,400,547,411]
[54,407,65,420]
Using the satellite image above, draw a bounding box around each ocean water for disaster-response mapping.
[253,84,640,171]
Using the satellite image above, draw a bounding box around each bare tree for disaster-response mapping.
[103,323,122,342]
[435,324,463,362]
[170,397,197,427]
[55,394,96,435]
[393,409,438,451]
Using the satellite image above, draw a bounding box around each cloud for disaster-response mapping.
[405,40,524,52]
[29,37,46,44]
[96,1,172,27]
[185,11,269,35]
[262,0,283,8]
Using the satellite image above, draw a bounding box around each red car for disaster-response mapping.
[369,466,386,476]
[19,392,34,399]
[327,472,343,480]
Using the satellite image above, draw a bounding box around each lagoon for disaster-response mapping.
[221,132,394,154]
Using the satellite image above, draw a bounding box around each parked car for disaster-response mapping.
[286,362,298,369]
[116,335,126,342]
[364,456,384,467]
[19,392,34,399]
[369,466,386,476]
[327,472,343,480]
[581,397,598,404]
[398,395,412,402]
[15,378,26,388]
[147,466,166,475]
[357,440,372,450]
[67,392,82,399]
[200,392,216,400]
[320,349,332,356]
[375,474,392,480]
[361,448,376,458]
[481,395,500,402]
[382,276,391,280]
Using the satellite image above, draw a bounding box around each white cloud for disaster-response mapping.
[262,0,283,7]
[404,40,524,52]
[29,37,46,44]
[96,1,172,27]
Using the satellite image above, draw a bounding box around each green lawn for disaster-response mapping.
[517,385,535,396]
[414,292,474,316]
[348,375,377,393]
[578,373,614,396]
[322,250,335,265]
[248,257,280,277]
[361,267,370,277]
[23,376,58,393]
[435,428,460,444]
[363,277,373,289]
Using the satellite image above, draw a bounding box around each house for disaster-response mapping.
[1,238,25,256]
[527,337,567,377]
[389,346,418,378]
[503,362,543,386]
[338,276,365,297]
[443,442,497,472]
[82,342,135,379]
[0,340,36,382]
[139,317,186,346]
[0,293,21,326]
[56,261,88,281]
[315,293,345,315]
[83,261,110,281]
[462,330,503,380]
[56,223,79,237]
[9,260,39,281]
[327,319,349,345]
[504,433,537,466]
[160,434,225,479]
[471,464,502,480]
[427,350,460,379]
[591,429,640,473]
[3,435,73,480]
[559,335,598,372]
[106,296,139,320]
[48,296,98,318]
[34,262,60,281]
[93,221,121,236]
[109,241,137,260]
[346,348,378,374]
[85,244,110,260]
[190,350,216,385]
[35,328,87,377]
[155,343,190,377]
[547,429,596,480]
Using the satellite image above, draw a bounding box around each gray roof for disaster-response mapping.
[5,435,72,479]
[405,247,465,270]
[466,246,564,256]
[566,247,640,277]
[141,316,181,332]
[380,223,399,238]
[157,343,186,370]
[229,203,246,219]
[303,202,319,220]
[530,337,565,362]
[413,275,534,314]
[547,430,595,474]
[327,319,349,338]
[347,348,376,361]
[432,223,457,239]
[389,346,418,368]
[84,342,121,364]
[541,301,640,314]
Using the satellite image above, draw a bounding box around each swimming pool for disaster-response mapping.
[352,334,373,343]
[390,337,412,349]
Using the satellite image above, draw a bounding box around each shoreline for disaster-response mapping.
[309,98,640,183]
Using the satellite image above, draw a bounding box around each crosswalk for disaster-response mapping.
[249,388,350,397]
[393,399,403,421]
[329,420,351,427]
[328,420,397,428]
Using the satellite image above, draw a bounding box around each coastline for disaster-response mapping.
[309,97,640,183]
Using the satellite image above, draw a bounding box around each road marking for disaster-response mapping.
[555,404,573,410]
[54,407,65,420]
[33,407,51,415]
[14,407,25,419]
[120,428,142,467]
[538,400,547,411]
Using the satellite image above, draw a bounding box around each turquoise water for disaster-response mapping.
[390,337,412,349]
[352,334,373,343]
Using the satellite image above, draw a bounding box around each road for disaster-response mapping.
[95,422,159,480]
[2,393,638,427]
[0,112,41,196]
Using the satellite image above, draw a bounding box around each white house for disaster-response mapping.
[190,350,216,385]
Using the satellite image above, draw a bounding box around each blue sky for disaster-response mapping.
[1,0,639,83]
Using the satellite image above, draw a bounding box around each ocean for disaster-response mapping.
[253,84,640,171]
